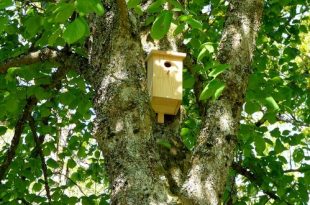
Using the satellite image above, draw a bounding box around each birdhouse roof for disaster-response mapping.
[146,50,186,62]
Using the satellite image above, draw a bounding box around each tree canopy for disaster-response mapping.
[0,0,309,204]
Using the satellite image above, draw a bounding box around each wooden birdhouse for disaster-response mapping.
[146,50,186,123]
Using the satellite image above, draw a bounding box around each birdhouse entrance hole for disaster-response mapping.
[164,61,172,68]
[146,50,186,124]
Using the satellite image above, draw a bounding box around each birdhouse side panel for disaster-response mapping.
[147,56,154,97]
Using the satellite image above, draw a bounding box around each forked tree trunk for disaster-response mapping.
[85,0,263,204]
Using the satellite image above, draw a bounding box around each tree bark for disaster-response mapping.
[86,0,263,204]
[182,0,263,204]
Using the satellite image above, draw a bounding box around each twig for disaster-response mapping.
[53,171,87,196]
[28,115,52,204]
[284,167,309,173]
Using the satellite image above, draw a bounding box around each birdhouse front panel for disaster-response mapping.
[146,50,186,123]
[152,55,183,100]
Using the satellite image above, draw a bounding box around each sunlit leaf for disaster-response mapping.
[198,42,214,61]
[127,0,141,9]
[53,3,75,23]
[0,0,12,9]
[264,96,280,111]
[63,17,89,44]
[76,0,105,15]
[293,148,304,163]
[47,158,59,169]
[274,139,286,154]
[208,64,231,78]
[150,11,173,40]
[199,79,225,101]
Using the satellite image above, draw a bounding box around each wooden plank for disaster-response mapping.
[157,113,164,123]
[151,97,181,115]
[152,57,182,100]
[146,50,186,62]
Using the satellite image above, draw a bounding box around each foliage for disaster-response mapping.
[0,1,108,204]
[0,0,309,204]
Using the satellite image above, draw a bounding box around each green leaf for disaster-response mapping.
[156,139,171,149]
[24,15,42,38]
[274,139,286,154]
[34,87,50,100]
[254,136,266,155]
[245,101,261,114]
[168,0,184,11]
[183,71,195,89]
[67,158,77,169]
[63,17,89,44]
[127,0,141,9]
[181,128,190,136]
[264,96,279,111]
[47,158,59,168]
[145,16,155,26]
[180,127,195,150]
[32,183,42,192]
[199,79,225,101]
[48,28,62,45]
[4,94,19,113]
[147,0,165,13]
[0,126,7,135]
[197,42,214,61]
[77,99,91,116]
[150,11,173,40]
[208,64,231,78]
[174,23,186,36]
[0,17,8,34]
[82,197,94,205]
[186,18,203,30]
[76,0,105,15]
[94,150,100,158]
[58,91,75,106]
[0,0,12,9]
[293,148,304,163]
[53,3,75,23]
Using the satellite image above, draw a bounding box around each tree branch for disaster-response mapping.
[0,66,69,182]
[0,48,90,75]
[0,48,58,73]
[30,117,48,158]
[0,97,37,182]
[116,0,130,32]
[28,115,52,204]
[276,114,308,127]
[231,162,286,203]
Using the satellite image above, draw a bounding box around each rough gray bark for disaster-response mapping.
[87,1,180,204]
[182,0,263,204]
[86,0,263,204]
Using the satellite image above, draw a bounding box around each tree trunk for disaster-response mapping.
[182,0,263,203]
[86,0,264,204]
